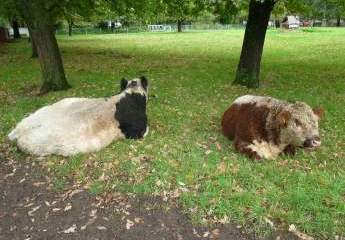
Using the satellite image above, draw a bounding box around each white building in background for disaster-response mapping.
[281,16,300,29]
[148,25,172,32]
[8,27,29,37]
[107,20,122,29]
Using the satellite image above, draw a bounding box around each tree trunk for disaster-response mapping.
[31,26,70,93]
[27,26,38,58]
[30,36,38,58]
[233,0,275,88]
[275,19,280,28]
[11,18,21,39]
[177,19,183,32]
[18,0,70,94]
[336,16,341,27]
[68,19,73,36]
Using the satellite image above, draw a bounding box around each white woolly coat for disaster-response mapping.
[8,95,125,156]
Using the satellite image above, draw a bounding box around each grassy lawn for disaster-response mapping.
[1,28,345,238]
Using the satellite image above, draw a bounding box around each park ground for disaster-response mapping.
[0,28,345,239]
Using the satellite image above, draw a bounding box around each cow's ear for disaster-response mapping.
[313,107,324,120]
[140,76,148,91]
[277,110,292,128]
[120,78,128,91]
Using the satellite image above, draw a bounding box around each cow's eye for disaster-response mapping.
[294,119,302,127]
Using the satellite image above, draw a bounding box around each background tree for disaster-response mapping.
[154,0,207,32]
[0,0,21,39]
[17,0,71,93]
[63,0,95,36]
[233,0,315,88]
[233,0,276,88]
[211,0,240,24]
[308,0,345,26]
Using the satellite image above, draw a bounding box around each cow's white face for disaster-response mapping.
[120,76,148,96]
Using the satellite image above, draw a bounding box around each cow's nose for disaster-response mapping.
[303,136,321,148]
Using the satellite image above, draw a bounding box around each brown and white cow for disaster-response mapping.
[221,95,323,160]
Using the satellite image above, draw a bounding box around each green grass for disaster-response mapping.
[1,28,345,238]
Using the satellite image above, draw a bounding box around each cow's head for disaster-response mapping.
[120,76,148,96]
[278,102,323,149]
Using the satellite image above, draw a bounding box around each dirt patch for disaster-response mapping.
[0,152,255,240]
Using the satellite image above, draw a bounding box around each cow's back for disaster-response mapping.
[221,104,240,139]
[221,95,273,143]
[9,97,124,156]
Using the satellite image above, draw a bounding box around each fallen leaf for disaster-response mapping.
[203,231,210,237]
[126,219,134,230]
[80,216,97,231]
[64,203,72,212]
[264,217,275,229]
[96,226,107,230]
[205,150,212,155]
[28,205,41,217]
[217,161,227,174]
[68,189,83,198]
[63,224,77,233]
[90,209,97,217]
[210,228,220,239]
[215,142,222,151]
[32,182,45,187]
[134,217,143,223]
[289,224,314,240]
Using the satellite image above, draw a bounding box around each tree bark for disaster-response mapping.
[11,18,21,39]
[27,26,38,58]
[30,35,38,58]
[31,26,70,93]
[233,0,275,88]
[18,0,70,94]
[336,16,341,27]
[68,19,73,36]
[177,19,183,32]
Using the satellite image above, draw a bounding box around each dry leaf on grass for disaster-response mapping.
[289,224,314,240]
[217,161,227,173]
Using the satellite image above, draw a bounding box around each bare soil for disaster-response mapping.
[0,152,259,240]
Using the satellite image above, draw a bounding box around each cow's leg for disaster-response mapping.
[282,144,296,156]
[234,139,262,160]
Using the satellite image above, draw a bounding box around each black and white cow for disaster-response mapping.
[8,76,149,156]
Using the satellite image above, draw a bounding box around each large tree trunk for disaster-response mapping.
[31,26,70,93]
[11,18,21,39]
[177,19,183,32]
[18,0,71,94]
[233,0,275,88]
